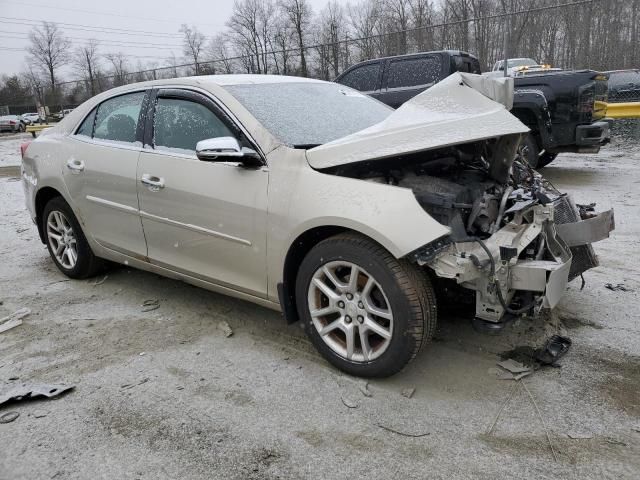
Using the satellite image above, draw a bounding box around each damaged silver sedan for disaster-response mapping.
[21,72,613,377]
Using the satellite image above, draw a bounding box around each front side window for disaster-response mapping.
[93,92,145,144]
[153,97,233,153]
[386,56,441,89]
[338,64,380,92]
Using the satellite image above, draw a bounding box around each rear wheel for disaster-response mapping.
[42,197,105,279]
[295,233,437,378]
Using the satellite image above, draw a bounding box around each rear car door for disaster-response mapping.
[381,54,443,108]
[136,88,269,298]
[63,90,148,258]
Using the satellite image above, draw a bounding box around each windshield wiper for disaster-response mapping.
[293,144,321,149]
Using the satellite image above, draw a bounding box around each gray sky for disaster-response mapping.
[0,0,336,78]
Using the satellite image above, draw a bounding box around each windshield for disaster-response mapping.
[224,82,392,147]
[496,58,538,70]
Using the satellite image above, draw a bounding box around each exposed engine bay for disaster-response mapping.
[325,133,615,323]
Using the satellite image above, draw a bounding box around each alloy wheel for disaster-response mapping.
[307,261,394,362]
[46,210,78,269]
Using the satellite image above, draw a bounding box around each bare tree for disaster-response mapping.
[180,24,207,75]
[104,52,129,86]
[278,0,313,76]
[27,22,71,95]
[73,39,100,96]
[23,65,47,107]
[209,33,236,74]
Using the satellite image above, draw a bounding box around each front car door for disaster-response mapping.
[382,54,443,108]
[136,88,269,298]
[63,90,149,257]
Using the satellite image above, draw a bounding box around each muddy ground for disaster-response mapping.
[0,130,639,479]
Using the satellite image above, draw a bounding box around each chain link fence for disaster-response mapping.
[606,69,640,103]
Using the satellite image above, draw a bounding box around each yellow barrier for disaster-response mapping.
[25,124,53,137]
[605,102,640,119]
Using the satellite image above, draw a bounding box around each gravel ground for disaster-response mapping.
[0,130,639,479]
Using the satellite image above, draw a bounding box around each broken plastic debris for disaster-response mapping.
[401,388,416,399]
[359,381,372,398]
[496,359,532,374]
[0,307,30,333]
[534,335,571,365]
[605,283,633,292]
[340,396,359,409]
[141,299,160,312]
[0,411,20,424]
[0,384,74,407]
[218,321,233,337]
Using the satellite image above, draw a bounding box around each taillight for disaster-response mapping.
[20,142,32,159]
[9,120,16,125]
[577,81,595,120]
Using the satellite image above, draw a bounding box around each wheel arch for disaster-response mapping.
[279,226,391,324]
[35,186,64,243]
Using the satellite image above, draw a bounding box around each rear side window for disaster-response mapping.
[386,56,441,89]
[338,63,380,92]
[93,92,145,144]
[76,108,96,137]
[153,97,233,153]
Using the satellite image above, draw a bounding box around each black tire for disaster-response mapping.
[536,152,558,169]
[518,133,541,168]
[42,196,105,279]
[295,232,437,378]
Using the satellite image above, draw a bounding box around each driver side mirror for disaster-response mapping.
[195,137,262,167]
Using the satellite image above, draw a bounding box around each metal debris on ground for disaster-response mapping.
[377,424,430,437]
[0,411,20,424]
[567,432,593,439]
[401,388,416,399]
[218,320,234,337]
[340,396,359,409]
[0,307,30,333]
[141,299,160,312]
[0,384,74,407]
[605,283,633,292]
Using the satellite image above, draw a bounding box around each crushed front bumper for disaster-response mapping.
[425,196,614,322]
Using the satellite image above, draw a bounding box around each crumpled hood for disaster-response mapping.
[307,72,529,169]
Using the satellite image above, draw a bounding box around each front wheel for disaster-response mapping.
[517,133,541,168]
[42,197,105,279]
[295,233,437,378]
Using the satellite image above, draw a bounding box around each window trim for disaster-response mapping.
[72,88,150,148]
[143,86,266,166]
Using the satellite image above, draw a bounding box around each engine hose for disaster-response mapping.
[470,237,539,315]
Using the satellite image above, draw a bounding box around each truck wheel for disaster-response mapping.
[536,152,558,168]
[517,133,541,168]
[42,196,106,279]
[295,232,437,378]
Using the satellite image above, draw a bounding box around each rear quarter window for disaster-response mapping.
[338,63,380,92]
[386,56,442,89]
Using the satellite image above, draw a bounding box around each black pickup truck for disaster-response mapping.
[335,50,609,168]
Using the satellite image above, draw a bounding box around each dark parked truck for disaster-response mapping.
[335,50,610,168]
